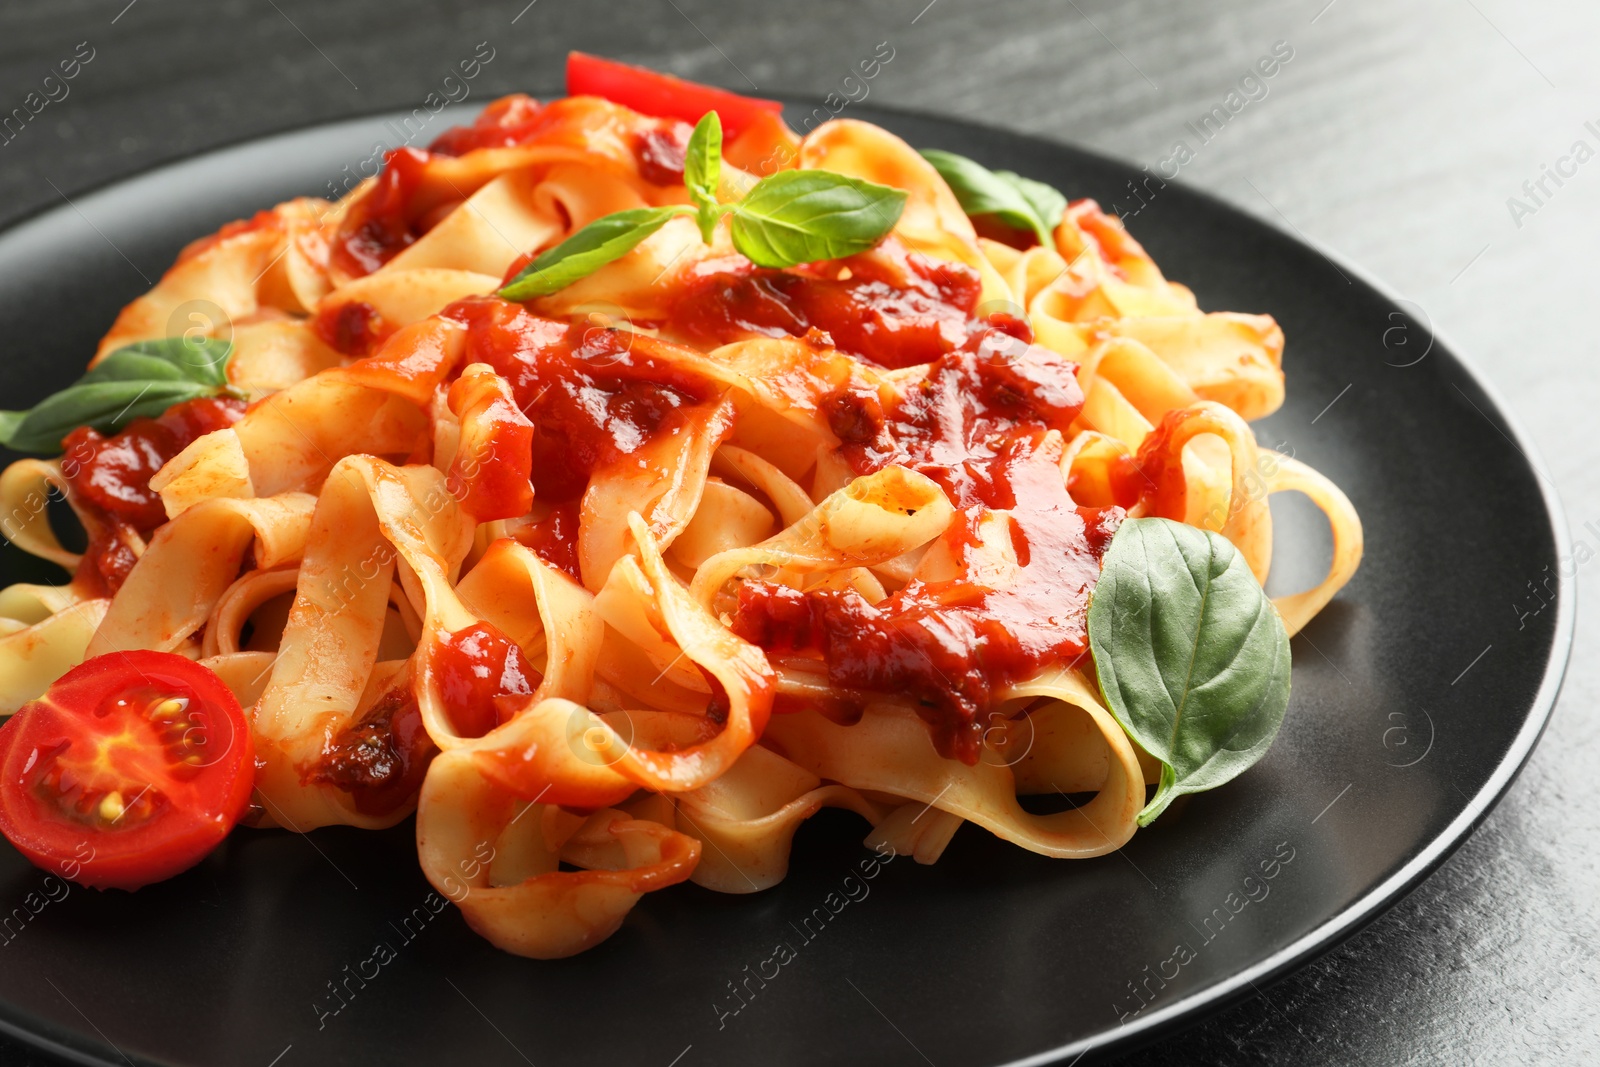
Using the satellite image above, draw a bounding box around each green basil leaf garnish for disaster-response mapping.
[920,148,1066,245]
[0,336,239,455]
[997,171,1067,245]
[684,112,725,244]
[84,336,234,388]
[498,143,906,298]
[727,169,907,269]
[498,205,692,301]
[1087,517,1292,826]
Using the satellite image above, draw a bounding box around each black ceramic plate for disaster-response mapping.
[0,103,1572,1067]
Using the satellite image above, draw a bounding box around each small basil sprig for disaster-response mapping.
[499,113,907,300]
[499,206,689,301]
[0,337,240,455]
[684,110,724,243]
[1087,517,1292,826]
[920,148,1066,246]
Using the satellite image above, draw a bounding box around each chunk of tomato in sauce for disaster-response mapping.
[307,683,435,817]
[512,500,584,583]
[432,622,540,739]
[59,395,244,531]
[825,329,1085,508]
[311,299,393,359]
[59,395,245,596]
[329,146,433,278]
[733,434,1121,764]
[633,122,693,185]
[443,296,720,502]
[667,239,986,370]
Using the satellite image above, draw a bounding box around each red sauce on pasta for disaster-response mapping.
[446,372,536,523]
[61,396,245,595]
[667,238,986,369]
[329,146,432,278]
[78,525,141,597]
[728,338,1121,763]
[60,395,245,531]
[308,684,434,816]
[633,123,692,185]
[514,500,584,582]
[433,621,540,738]
[445,296,720,502]
[312,299,393,358]
[825,329,1084,506]
[427,94,546,155]
[734,436,1120,763]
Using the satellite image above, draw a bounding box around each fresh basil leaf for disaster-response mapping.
[684,112,725,243]
[997,170,1067,243]
[82,336,235,388]
[499,205,690,301]
[1,380,219,454]
[0,336,238,455]
[1087,517,1292,826]
[79,352,195,384]
[728,169,907,268]
[919,148,1065,245]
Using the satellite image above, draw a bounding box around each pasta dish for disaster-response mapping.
[0,55,1361,958]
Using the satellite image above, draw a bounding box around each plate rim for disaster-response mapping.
[0,98,1575,1067]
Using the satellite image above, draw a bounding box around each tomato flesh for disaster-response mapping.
[565,51,785,138]
[0,652,255,890]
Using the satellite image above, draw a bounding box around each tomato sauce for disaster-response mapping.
[432,621,540,738]
[60,396,245,596]
[667,238,987,370]
[444,296,721,502]
[311,299,393,358]
[727,328,1120,763]
[308,684,434,816]
[735,434,1120,763]
[1112,405,1211,520]
[427,94,546,156]
[329,146,433,278]
[446,371,535,522]
[826,328,1084,507]
[513,500,583,582]
[60,396,244,531]
[633,122,692,185]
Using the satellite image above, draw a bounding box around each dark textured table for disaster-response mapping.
[0,2,1593,1064]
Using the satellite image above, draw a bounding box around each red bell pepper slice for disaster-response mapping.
[566,51,785,138]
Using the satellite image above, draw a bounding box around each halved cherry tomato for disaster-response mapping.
[0,651,255,890]
[566,51,785,138]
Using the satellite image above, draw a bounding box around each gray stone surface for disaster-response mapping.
[0,1,1594,1063]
